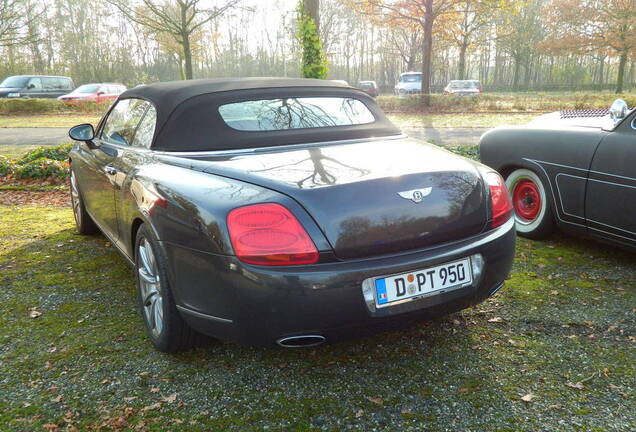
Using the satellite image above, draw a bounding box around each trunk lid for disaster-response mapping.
[190,138,488,259]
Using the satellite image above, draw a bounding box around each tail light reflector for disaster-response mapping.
[227,203,319,266]
[484,171,513,228]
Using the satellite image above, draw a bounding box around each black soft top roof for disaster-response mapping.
[118,77,400,152]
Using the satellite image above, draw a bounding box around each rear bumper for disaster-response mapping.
[170,218,516,347]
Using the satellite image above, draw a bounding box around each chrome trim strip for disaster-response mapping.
[554,173,586,220]
[176,305,233,323]
[526,158,636,183]
[588,219,636,237]
[152,134,407,157]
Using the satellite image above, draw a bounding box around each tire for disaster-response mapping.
[69,167,99,235]
[134,223,200,352]
[505,168,554,239]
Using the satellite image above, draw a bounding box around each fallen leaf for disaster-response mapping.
[488,317,503,323]
[566,382,584,390]
[401,408,413,414]
[162,393,177,403]
[43,424,59,432]
[51,394,64,403]
[355,409,364,418]
[29,309,42,318]
[521,393,535,403]
[368,397,383,405]
[142,402,161,412]
[150,387,160,394]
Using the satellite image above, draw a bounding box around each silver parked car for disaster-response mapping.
[443,80,482,96]
[394,72,422,96]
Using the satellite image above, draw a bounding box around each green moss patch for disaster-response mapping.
[0,206,634,431]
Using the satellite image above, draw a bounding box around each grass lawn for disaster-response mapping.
[388,113,539,128]
[0,205,634,431]
[0,115,100,129]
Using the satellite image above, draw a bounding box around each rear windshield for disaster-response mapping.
[449,81,480,89]
[218,97,375,131]
[400,74,422,83]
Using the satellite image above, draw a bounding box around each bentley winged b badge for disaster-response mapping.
[398,187,432,203]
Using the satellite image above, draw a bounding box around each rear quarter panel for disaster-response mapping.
[117,160,332,320]
[479,126,606,233]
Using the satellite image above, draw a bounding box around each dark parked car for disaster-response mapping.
[358,80,379,97]
[0,75,74,99]
[68,78,515,351]
[480,99,636,250]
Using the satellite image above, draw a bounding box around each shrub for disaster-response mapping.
[0,158,16,177]
[449,145,479,161]
[13,158,70,179]
[0,98,111,115]
[18,143,73,164]
[378,92,636,113]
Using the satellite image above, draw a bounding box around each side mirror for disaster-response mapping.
[69,123,98,148]
[609,99,629,124]
[96,91,105,96]
[27,83,35,89]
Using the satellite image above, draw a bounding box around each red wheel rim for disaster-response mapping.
[512,180,541,221]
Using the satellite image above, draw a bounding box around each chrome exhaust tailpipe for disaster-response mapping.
[276,335,326,348]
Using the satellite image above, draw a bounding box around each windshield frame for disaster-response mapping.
[0,76,29,89]
[400,74,422,83]
[75,84,101,94]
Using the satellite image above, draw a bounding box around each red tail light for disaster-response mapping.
[484,171,513,228]
[227,203,319,266]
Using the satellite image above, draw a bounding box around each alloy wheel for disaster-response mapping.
[70,170,82,227]
[137,238,164,338]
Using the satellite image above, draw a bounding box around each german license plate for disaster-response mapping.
[374,258,472,307]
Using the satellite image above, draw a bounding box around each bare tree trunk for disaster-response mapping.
[420,0,433,103]
[616,51,627,93]
[458,42,468,80]
[182,32,193,80]
[303,0,319,31]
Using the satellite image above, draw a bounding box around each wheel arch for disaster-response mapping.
[131,217,145,257]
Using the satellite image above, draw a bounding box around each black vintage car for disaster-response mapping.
[480,99,636,249]
[68,78,515,351]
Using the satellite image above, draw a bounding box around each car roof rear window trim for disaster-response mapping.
[152,133,407,157]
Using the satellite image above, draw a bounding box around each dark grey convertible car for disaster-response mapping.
[68,78,515,351]
[480,99,636,250]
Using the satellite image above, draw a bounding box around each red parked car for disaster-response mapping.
[58,83,126,103]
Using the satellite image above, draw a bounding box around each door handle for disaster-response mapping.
[105,166,117,176]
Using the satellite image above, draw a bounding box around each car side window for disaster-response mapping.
[131,105,157,148]
[27,77,42,90]
[100,99,149,147]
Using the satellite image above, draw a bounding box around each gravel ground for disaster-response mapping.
[0,205,634,431]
